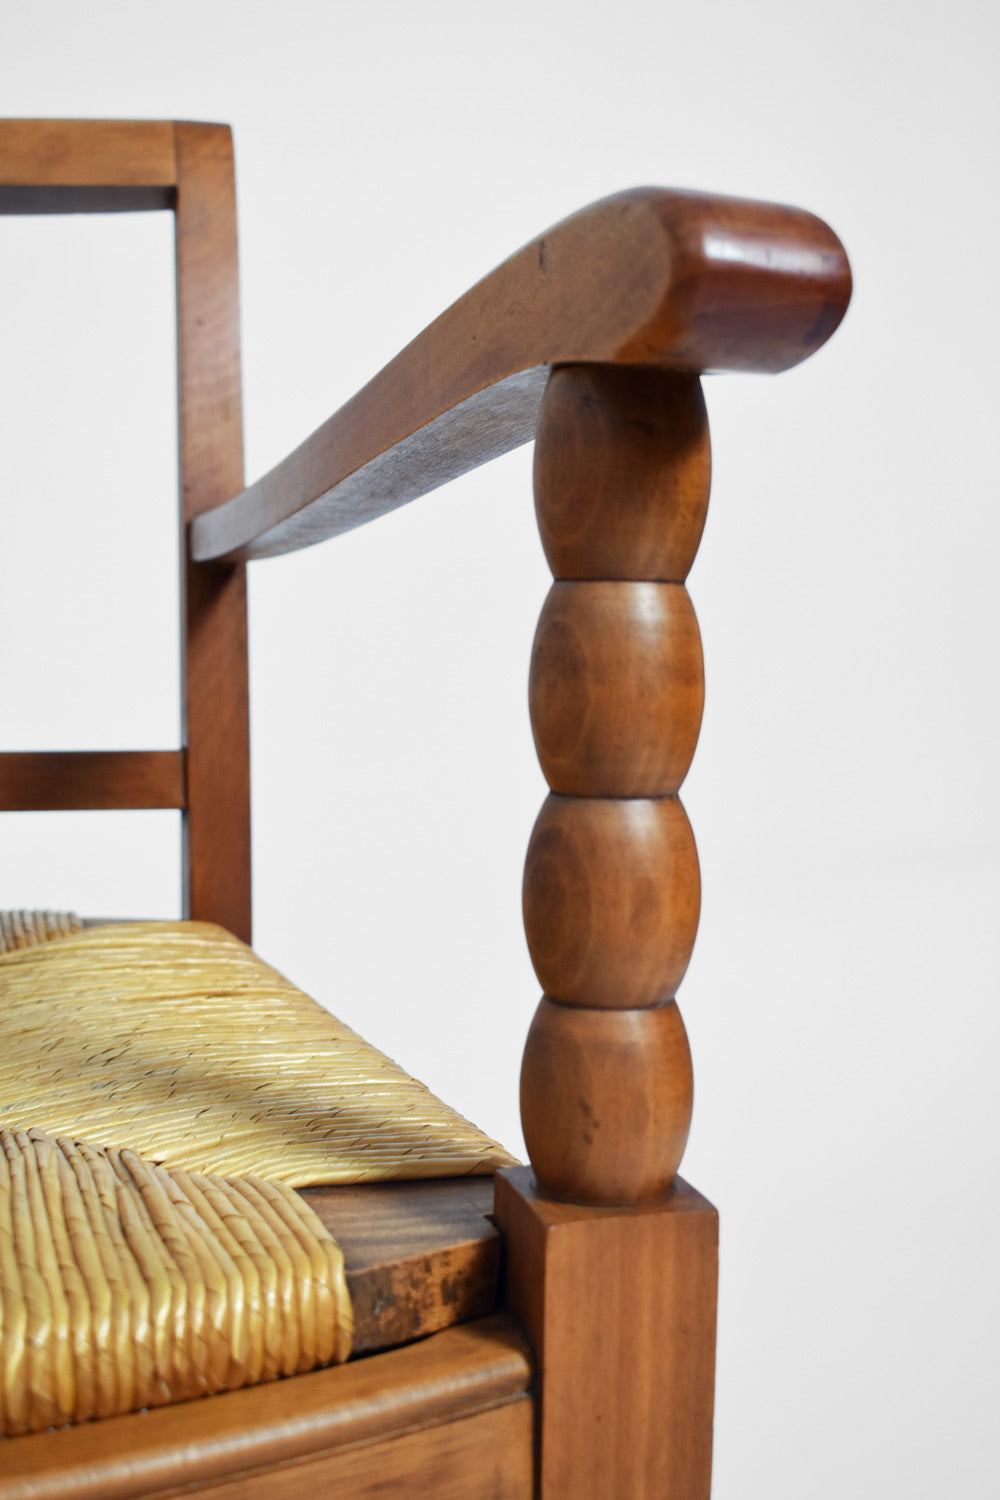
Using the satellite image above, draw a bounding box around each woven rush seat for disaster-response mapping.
[0,920,513,1185]
[0,911,82,953]
[0,1128,352,1436]
[0,919,513,1437]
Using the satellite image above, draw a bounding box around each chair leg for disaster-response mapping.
[495,1165,717,1500]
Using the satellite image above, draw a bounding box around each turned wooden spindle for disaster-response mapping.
[521,364,710,1206]
[522,794,701,1009]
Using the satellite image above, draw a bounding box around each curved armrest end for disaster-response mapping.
[191,188,850,563]
[632,188,851,373]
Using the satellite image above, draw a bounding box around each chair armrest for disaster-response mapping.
[190,187,850,563]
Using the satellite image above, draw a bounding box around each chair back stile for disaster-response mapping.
[0,120,252,942]
[174,123,251,942]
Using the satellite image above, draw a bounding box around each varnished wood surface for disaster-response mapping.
[0,1315,533,1500]
[523,793,700,1008]
[534,365,710,580]
[174,124,252,943]
[190,188,850,561]
[520,999,693,1205]
[496,1165,716,1499]
[185,1399,533,1499]
[174,124,244,530]
[0,119,177,184]
[528,581,704,797]
[0,751,186,811]
[181,560,251,940]
[302,1177,500,1355]
[0,118,176,213]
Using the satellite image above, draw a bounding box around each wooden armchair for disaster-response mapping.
[0,120,850,1498]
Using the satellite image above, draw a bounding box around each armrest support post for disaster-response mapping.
[520,365,709,1206]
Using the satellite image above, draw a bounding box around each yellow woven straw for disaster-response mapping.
[0,911,81,955]
[0,921,513,1185]
[0,1128,352,1437]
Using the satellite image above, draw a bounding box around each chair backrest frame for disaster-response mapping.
[0,120,252,941]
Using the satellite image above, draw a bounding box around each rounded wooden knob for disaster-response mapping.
[520,998,693,1205]
[534,365,711,581]
[523,794,700,1008]
[529,581,704,796]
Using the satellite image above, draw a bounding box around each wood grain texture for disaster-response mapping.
[180,563,251,940]
[520,998,693,1205]
[0,118,176,212]
[174,123,252,943]
[529,581,704,797]
[173,123,244,529]
[496,1165,717,1500]
[0,751,185,811]
[190,188,851,562]
[181,1399,533,1500]
[534,365,710,580]
[523,793,699,1008]
[302,1178,500,1355]
[0,1315,533,1500]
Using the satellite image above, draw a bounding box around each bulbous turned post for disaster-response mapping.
[520,364,710,1205]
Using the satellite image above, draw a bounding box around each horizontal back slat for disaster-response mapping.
[0,120,177,214]
[0,120,177,186]
[0,751,186,811]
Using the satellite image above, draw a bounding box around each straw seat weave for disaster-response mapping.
[0,921,514,1186]
[0,1127,353,1436]
[0,910,82,954]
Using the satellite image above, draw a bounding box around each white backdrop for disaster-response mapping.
[1,2,998,1495]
